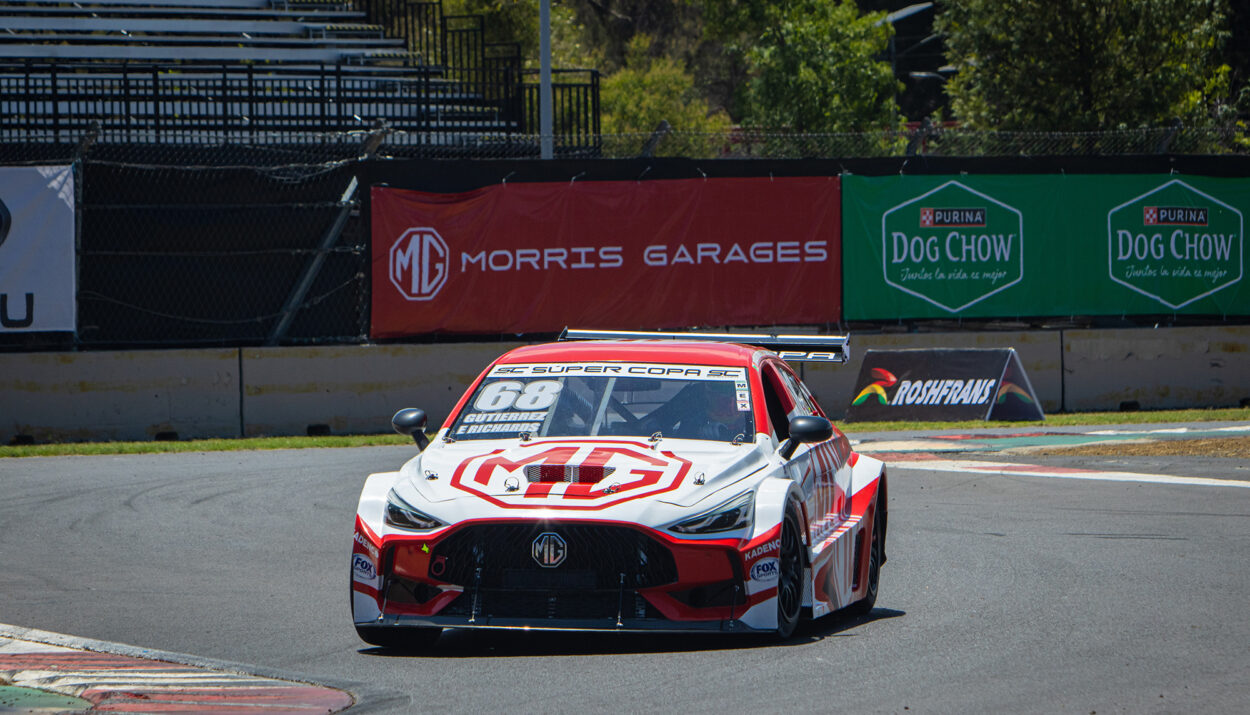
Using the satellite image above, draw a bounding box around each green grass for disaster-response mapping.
[3,406,1248,458]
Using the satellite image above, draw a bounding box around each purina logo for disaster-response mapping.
[920,207,986,227]
[1144,206,1208,226]
[881,181,1024,313]
[1107,180,1242,309]
[389,227,448,301]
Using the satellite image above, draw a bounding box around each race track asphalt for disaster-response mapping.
[2,425,1248,713]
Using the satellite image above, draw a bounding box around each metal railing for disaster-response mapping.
[0,59,599,153]
[0,0,602,154]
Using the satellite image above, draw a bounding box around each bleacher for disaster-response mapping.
[0,0,600,155]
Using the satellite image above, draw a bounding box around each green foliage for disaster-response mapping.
[600,35,732,140]
[440,1,593,70]
[936,0,1234,130]
[700,0,903,131]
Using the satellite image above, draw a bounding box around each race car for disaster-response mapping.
[351,329,888,647]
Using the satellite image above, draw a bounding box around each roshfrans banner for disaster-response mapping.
[842,175,1248,319]
[844,348,1044,422]
[370,177,841,337]
[0,165,76,333]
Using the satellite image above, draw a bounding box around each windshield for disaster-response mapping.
[449,362,754,442]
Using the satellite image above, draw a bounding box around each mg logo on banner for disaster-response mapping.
[389,227,448,301]
[881,181,1024,313]
[1107,180,1243,309]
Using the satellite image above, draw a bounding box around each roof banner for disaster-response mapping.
[369,177,841,337]
[844,348,1044,422]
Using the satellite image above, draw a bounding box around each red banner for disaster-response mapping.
[370,177,841,337]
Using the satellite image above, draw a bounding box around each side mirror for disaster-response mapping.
[778,415,833,460]
[392,408,430,451]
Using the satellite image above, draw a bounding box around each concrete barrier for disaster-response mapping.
[240,342,524,437]
[1062,325,1250,412]
[2,327,1247,443]
[0,348,239,443]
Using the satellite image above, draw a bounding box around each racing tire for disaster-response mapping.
[354,624,443,651]
[775,507,803,639]
[847,506,883,617]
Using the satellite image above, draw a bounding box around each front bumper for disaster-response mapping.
[356,519,773,632]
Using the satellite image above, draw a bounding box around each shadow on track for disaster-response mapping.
[356,608,905,658]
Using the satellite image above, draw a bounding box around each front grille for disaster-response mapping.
[430,523,678,590]
[524,464,616,483]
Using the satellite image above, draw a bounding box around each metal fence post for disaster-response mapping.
[265,121,392,346]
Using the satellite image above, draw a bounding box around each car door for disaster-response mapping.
[765,360,849,547]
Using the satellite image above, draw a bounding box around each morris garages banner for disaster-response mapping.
[371,177,841,337]
[842,175,1250,320]
[0,165,76,333]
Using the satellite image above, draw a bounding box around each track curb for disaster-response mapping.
[0,623,408,713]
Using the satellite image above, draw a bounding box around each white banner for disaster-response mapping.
[0,165,75,333]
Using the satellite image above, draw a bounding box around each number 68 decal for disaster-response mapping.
[474,380,564,412]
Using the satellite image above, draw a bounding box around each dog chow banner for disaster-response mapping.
[844,348,1044,422]
[0,165,76,333]
[370,177,841,337]
[842,175,1250,320]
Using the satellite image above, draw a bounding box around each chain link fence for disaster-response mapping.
[598,125,1250,159]
[4,124,1246,165]
[0,137,375,349]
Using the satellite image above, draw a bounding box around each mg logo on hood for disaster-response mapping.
[532,532,567,568]
[390,227,448,301]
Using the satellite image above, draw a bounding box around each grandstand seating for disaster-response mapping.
[0,0,599,154]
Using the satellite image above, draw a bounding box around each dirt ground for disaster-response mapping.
[1026,436,1250,459]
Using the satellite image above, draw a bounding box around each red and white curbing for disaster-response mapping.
[0,627,353,714]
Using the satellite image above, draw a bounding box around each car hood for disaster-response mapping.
[389,435,773,517]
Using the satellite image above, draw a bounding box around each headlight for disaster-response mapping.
[669,491,754,534]
[384,489,446,531]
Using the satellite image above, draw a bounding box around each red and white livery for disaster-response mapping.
[351,330,888,647]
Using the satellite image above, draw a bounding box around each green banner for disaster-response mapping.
[842,175,1249,319]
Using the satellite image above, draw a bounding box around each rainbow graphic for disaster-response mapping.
[851,367,897,405]
[996,381,1034,403]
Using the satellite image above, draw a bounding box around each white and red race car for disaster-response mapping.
[351,330,888,647]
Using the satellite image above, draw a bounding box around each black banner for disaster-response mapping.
[844,348,1044,422]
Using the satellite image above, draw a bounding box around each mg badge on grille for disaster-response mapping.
[532,532,567,568]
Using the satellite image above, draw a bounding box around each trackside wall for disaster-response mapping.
[2,327,1247,443]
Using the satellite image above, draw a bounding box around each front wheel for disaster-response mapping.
[354,624,443,650]
[775,507,803,639]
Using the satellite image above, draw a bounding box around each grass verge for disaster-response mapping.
[2,406,1248,458]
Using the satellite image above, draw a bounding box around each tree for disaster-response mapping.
[936,0,1234,130]
[702,0,903,131]
[599,35,732,139]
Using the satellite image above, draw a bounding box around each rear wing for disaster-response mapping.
[558,328,850,363]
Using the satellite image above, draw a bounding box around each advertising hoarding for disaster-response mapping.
[371,177,842,337]
[0,165,76,333]
[843,175,1248,319]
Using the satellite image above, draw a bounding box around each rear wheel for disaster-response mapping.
[354,625,443,650]
[775,507,803,639]
[847,507,883,616]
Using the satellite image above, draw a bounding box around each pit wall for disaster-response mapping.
[2,327,1247,443]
